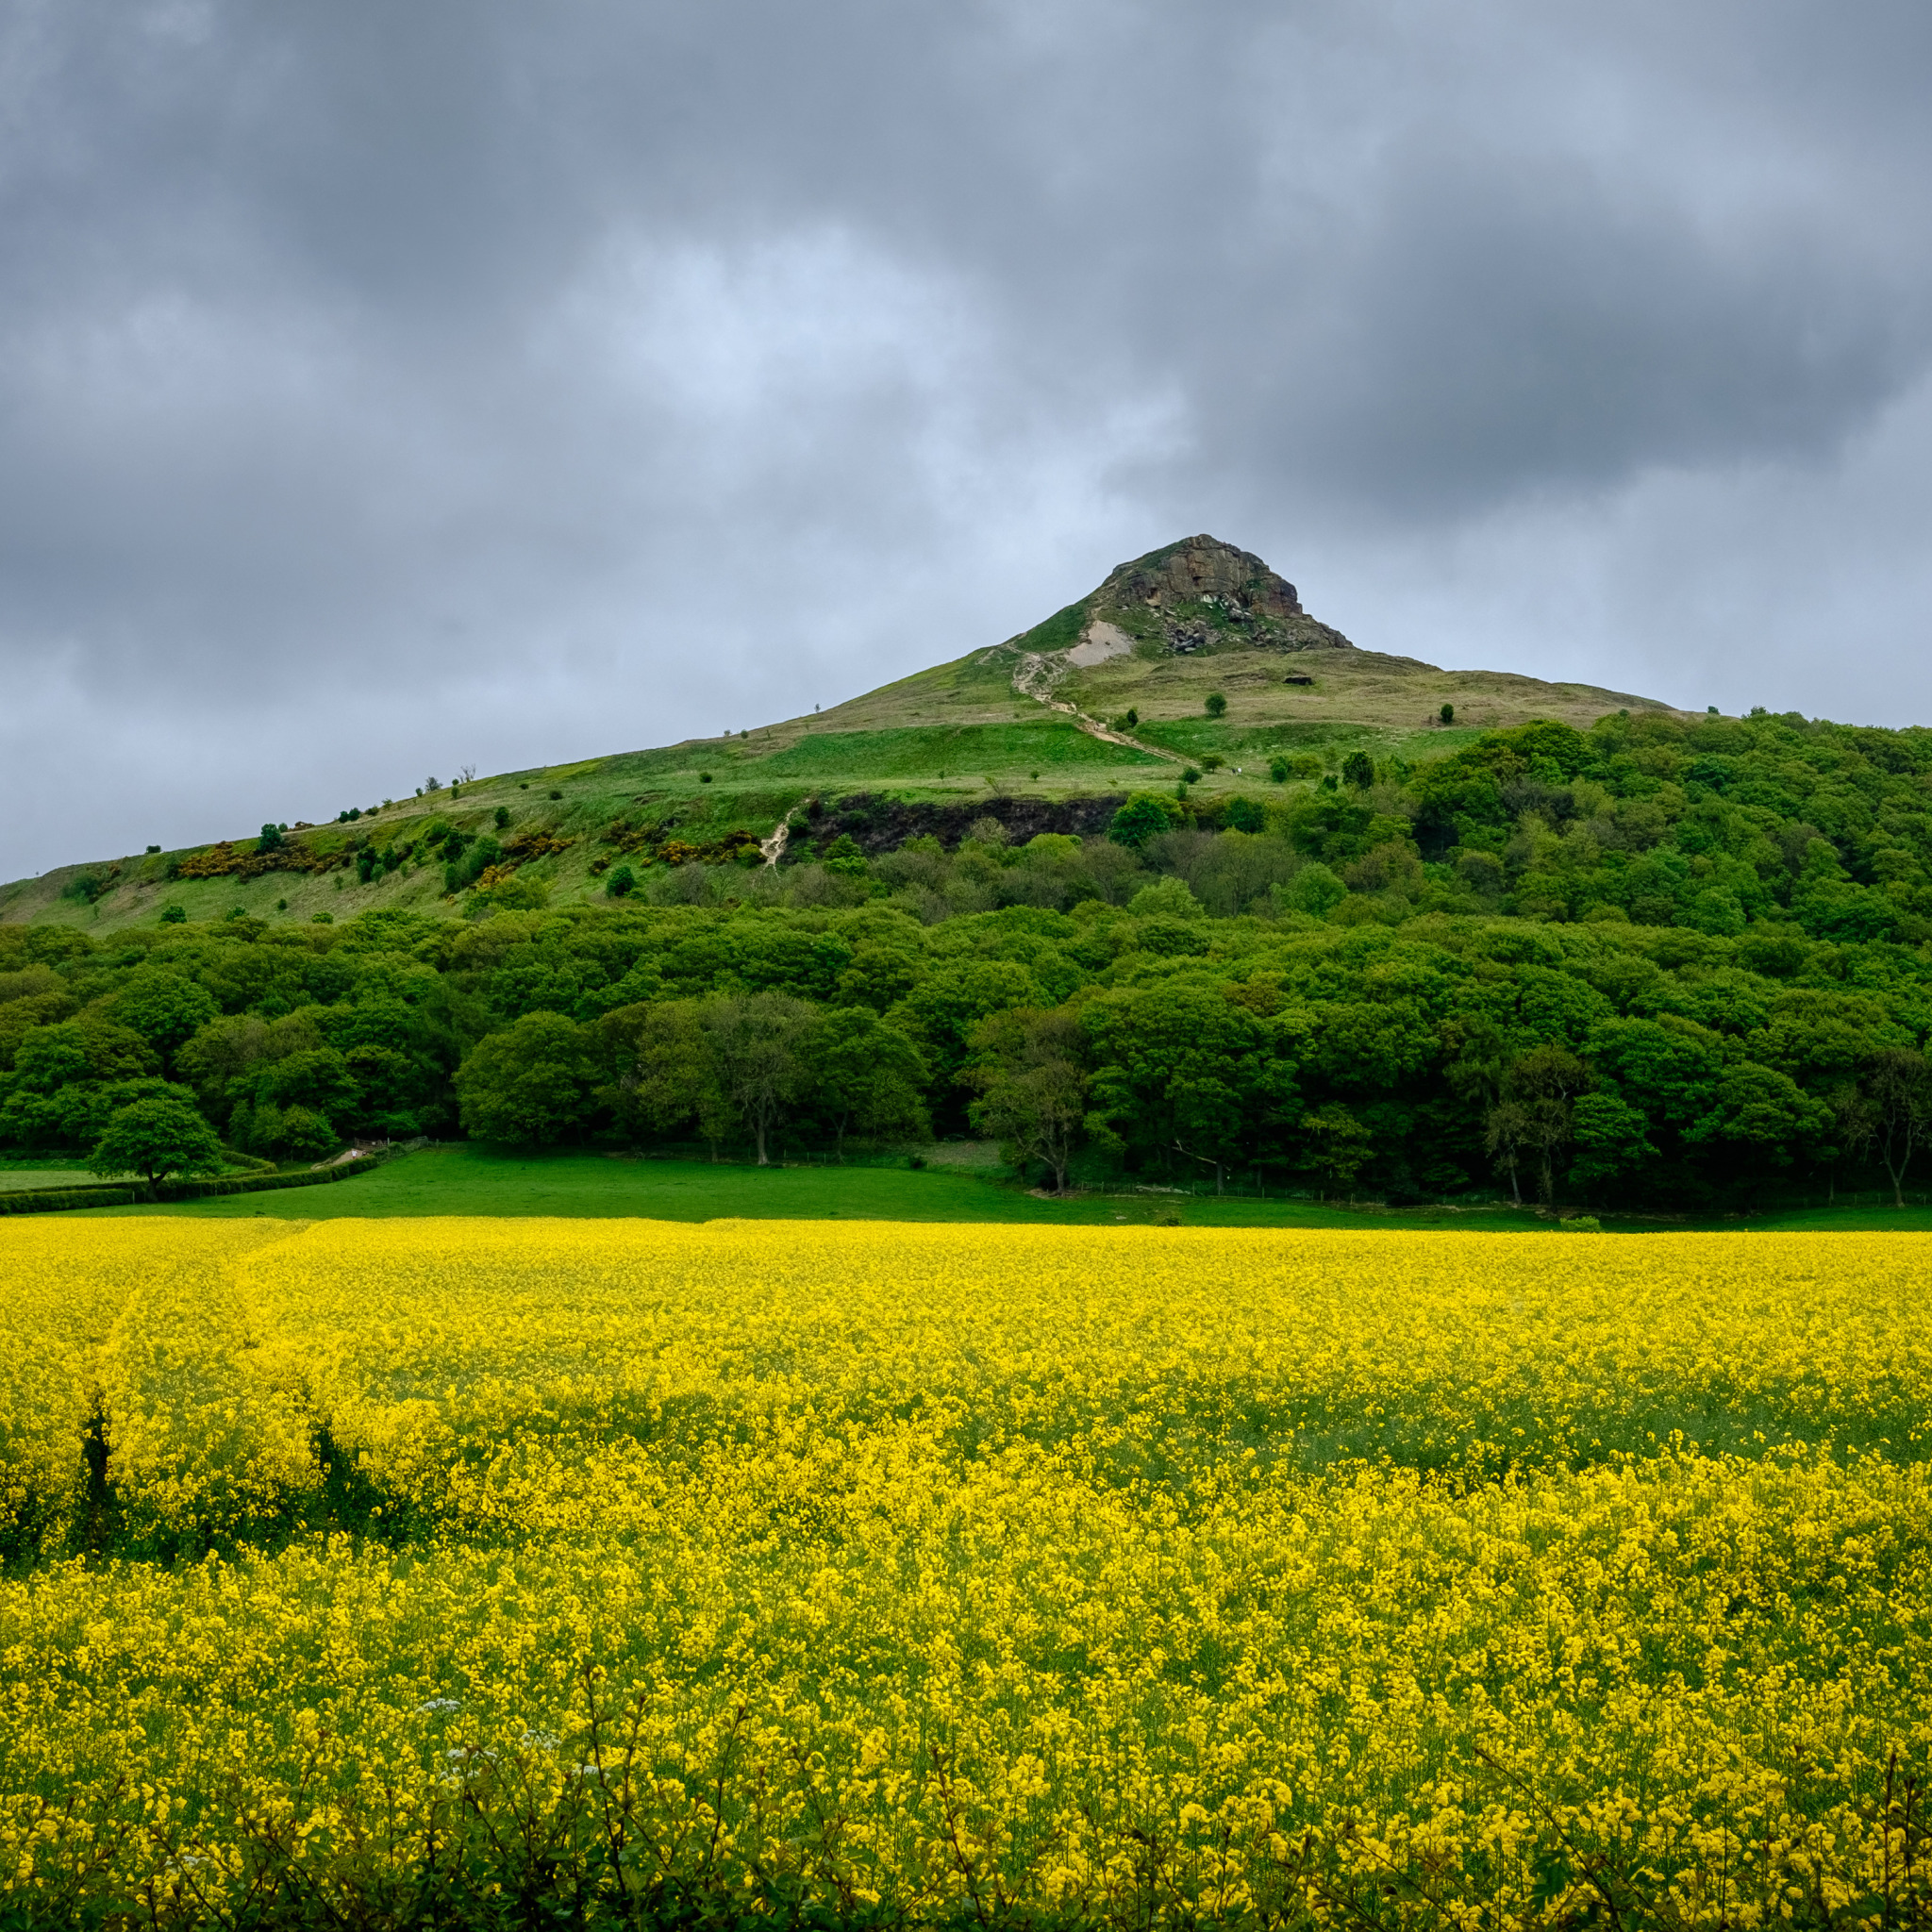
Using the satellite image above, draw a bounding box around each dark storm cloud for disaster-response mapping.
[2,0,1929,876]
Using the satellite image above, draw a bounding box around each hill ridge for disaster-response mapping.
[1,533,1692,932]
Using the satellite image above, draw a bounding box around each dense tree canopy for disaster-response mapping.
[9,708,1932,1207]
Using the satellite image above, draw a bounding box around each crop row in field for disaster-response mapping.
[0,1220,1927,1928]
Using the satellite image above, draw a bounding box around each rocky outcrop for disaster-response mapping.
[1006,533,1357,664]
[1096,534,1303,619]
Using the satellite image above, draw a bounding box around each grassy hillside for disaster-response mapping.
[0,535,1690,936]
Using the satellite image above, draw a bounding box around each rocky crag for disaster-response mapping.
[1002,534,1358,667]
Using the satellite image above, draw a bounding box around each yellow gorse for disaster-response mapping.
[0,1217,1927,1927]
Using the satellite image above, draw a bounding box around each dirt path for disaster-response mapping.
[1008,651,1186,765]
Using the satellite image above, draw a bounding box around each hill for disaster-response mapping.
[0,535,1686,932]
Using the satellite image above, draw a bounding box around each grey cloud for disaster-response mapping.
[1,0,1929,875]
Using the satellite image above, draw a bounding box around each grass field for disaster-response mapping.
[0,1217,1925,1929]
[68,1140,1932,1233]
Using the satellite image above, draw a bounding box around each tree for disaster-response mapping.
[1859,1047,1932,1208]
[1205,691,1227,719]
[1084,981,1296,1189]
[1281,863,1345,917]
[965,1007,1088,1191]
[1108,792,1182,850]
[455,1011,596,1145]
[88,1091,224,1198]
[1298,1103,1374,1197]
[705,991,816,1164]
[598,1000,730,1153]
[1486,1046,1591,1206]
[247,1103,339,1163]
[1341,751,1375,790]
[808,1008,930,1158]
[1440,703,1455,724]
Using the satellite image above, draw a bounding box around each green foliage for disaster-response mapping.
[1341,750,1375,789]
[1127,876,1203,921]
[822,833,869,874]
[159,905,187,924]
[16,699,1932,1210]
[87,1091,225,1194]
[258,824,285,854]
[606,864,637,898]
[1205,691,1227,718]
[455,1012,597,1146]
[1441,703,1456,724]
[807,1007,930,1153]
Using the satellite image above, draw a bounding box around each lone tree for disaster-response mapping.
[88,1092,224,1199]
[1440,702,1455,724]
[1205,691,1227,718]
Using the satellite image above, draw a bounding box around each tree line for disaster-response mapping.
[7,705,1932,1206]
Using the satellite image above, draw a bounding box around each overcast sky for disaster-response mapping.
[4,0,1930,879]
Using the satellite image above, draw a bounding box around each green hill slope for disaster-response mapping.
[1,535,1687,934]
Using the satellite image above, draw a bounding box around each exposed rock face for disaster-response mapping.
[1001,533,1356,663]
[1097,535,1303,619]
[1088,534,1353,658]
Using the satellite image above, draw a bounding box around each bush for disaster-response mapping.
[1341,751,1375,789]
[1180,766,1203,785]
[699,773,713,785]
[606,865,638,898]
[1269,757,1290,783]
[548,789,562,800]
[159,905,187,924]
[1205,691,1227,718]
[250,1104,339,1164]
[1441,703,1456,724]
[822,834,869,878]
[258,824,284,853]
[493,806,510,828]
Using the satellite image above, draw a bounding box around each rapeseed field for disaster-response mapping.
[0,1219,1927,1928]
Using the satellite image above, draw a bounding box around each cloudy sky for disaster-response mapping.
[4,0,1930,879]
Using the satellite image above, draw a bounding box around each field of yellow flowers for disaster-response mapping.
[1,1218,1927,1929]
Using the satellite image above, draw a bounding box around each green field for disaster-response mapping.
[68,1141,1932,1232]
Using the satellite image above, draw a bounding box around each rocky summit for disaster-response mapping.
[1015,533,1360,662]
